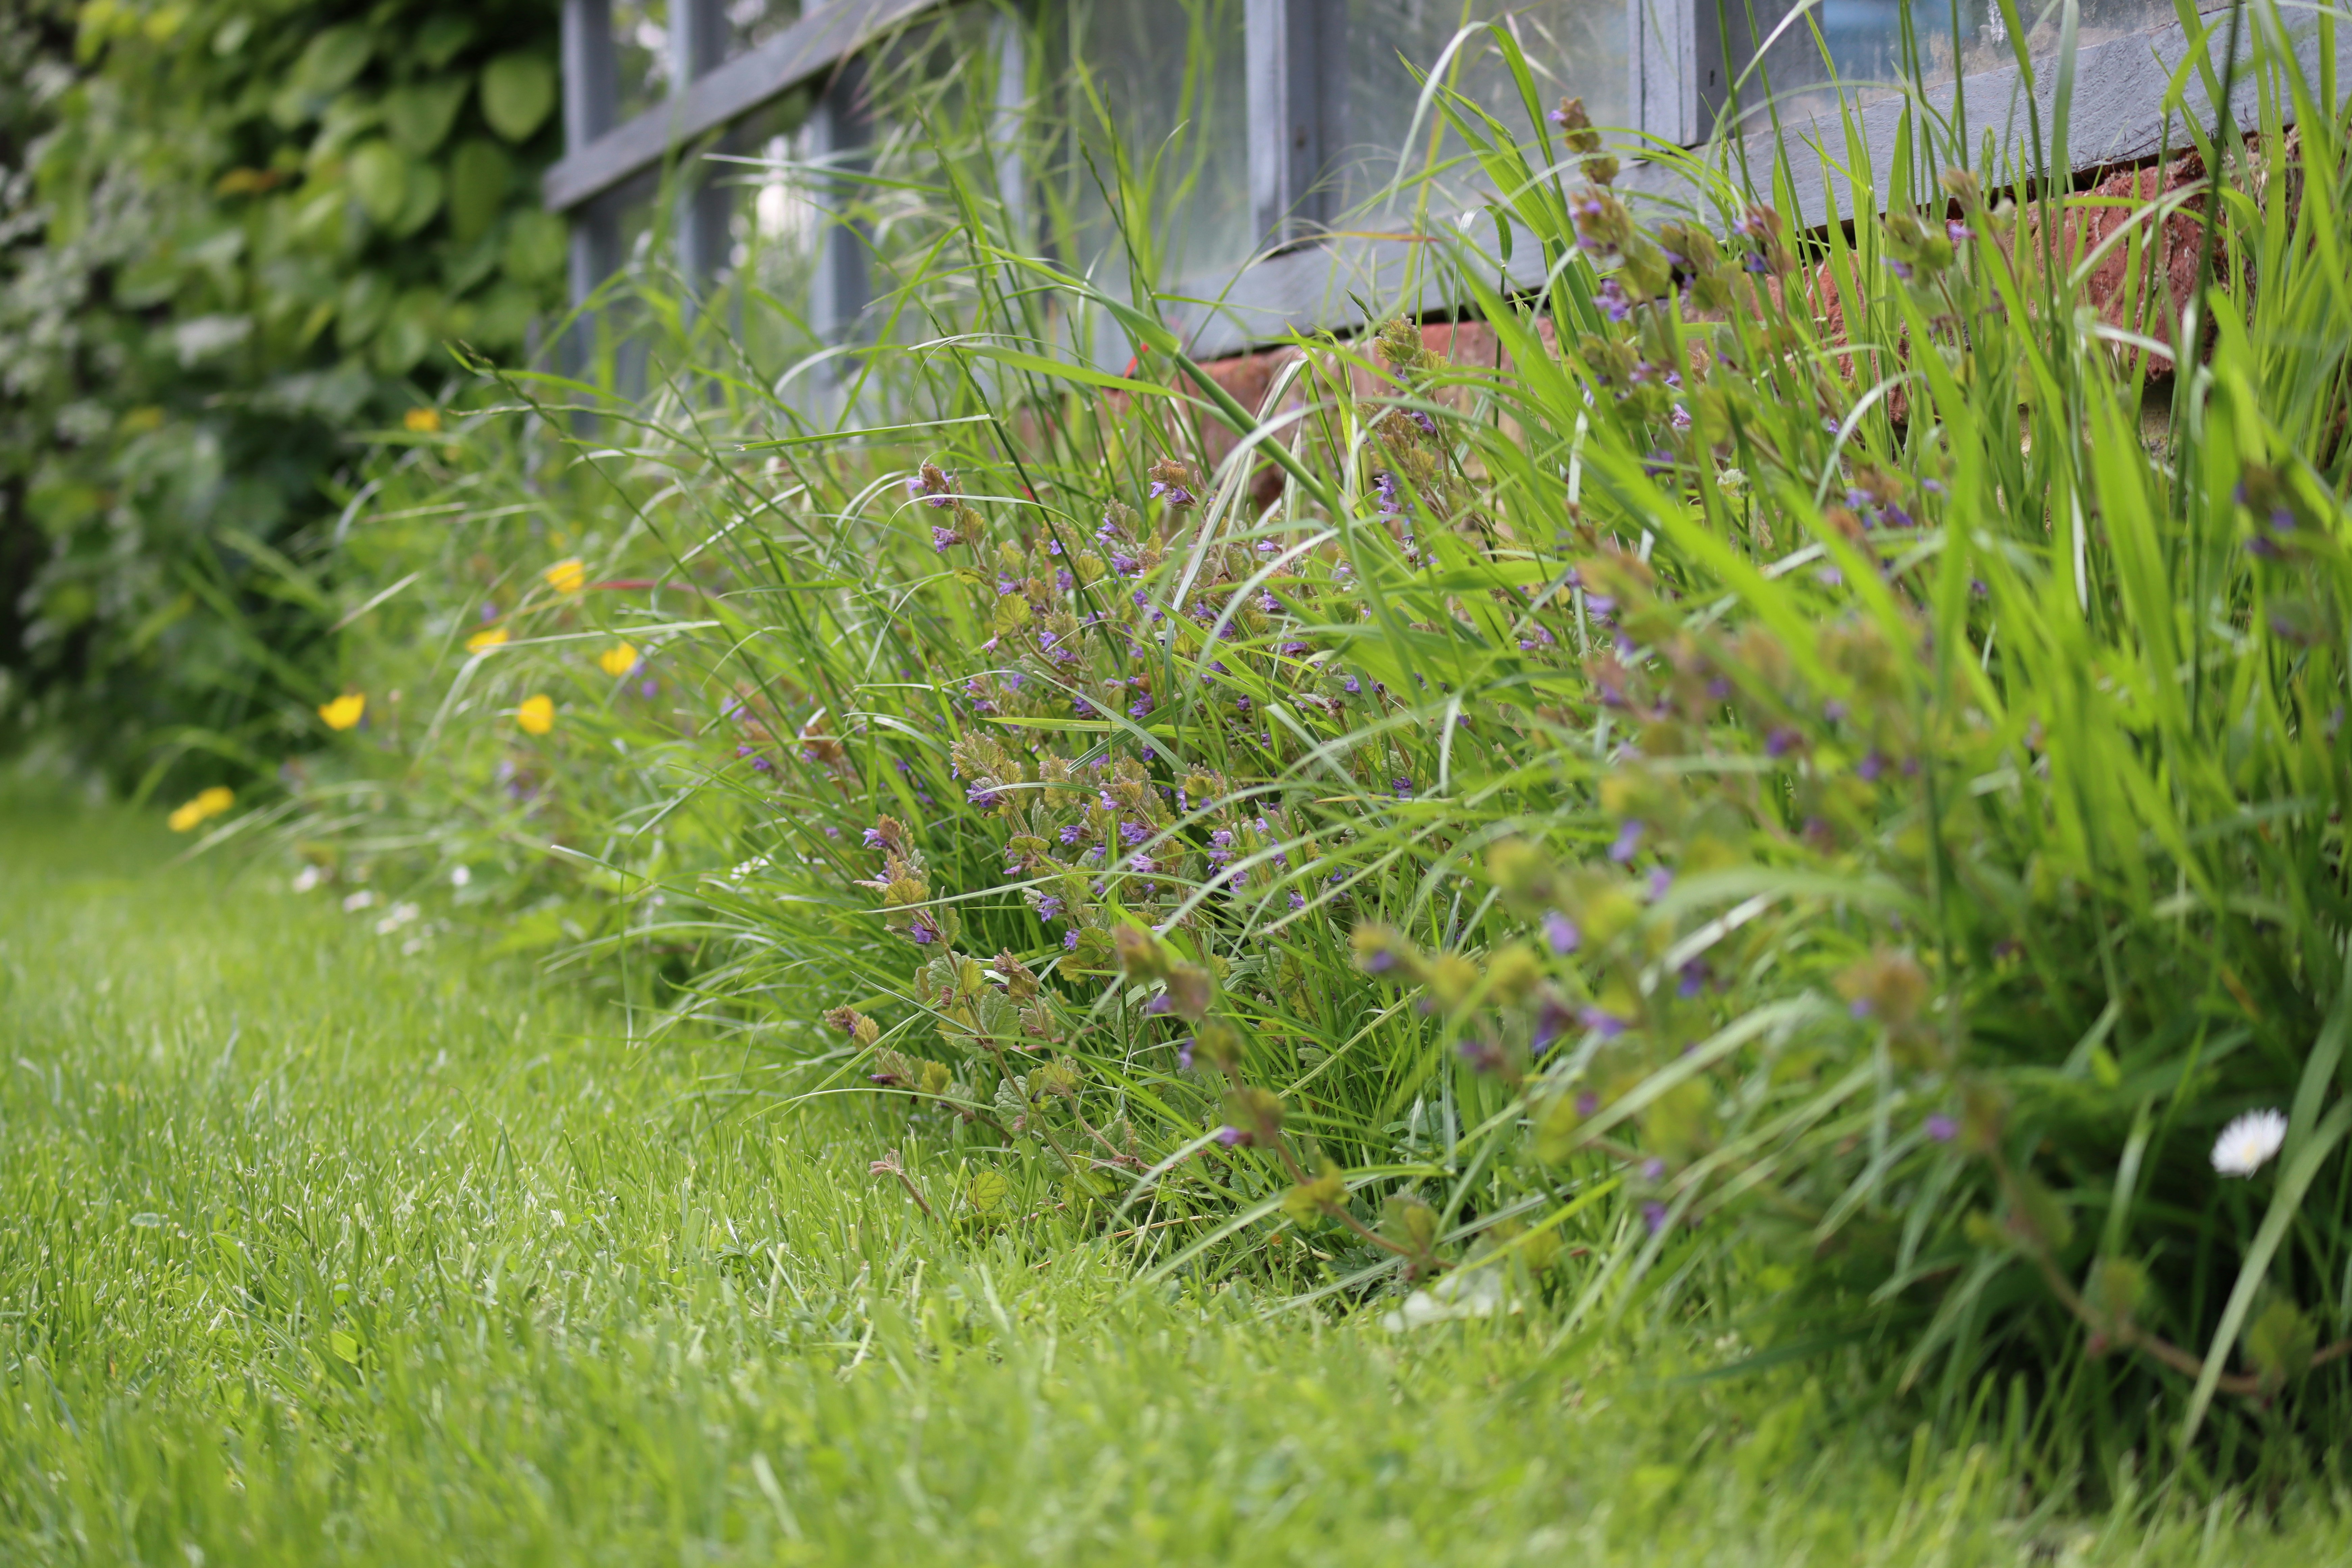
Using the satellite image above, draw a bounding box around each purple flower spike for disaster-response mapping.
[1608,819,1644,862]
[1215,1124,1249,1147]
[1579,1006,1629,1039]
[1036,896,1065,923]
[1927,1113,1959,1143]
[931,526,959,552]
[1543,910,1581,956]
[1647,866,1673,899]
[908,913,940,946]
[1144,994,1172,1015]
[1392,777,1415,801]
[1064,927,1082,950]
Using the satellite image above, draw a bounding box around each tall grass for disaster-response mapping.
[282,0,2352,1488]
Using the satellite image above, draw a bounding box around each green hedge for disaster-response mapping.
[0,0,564,792]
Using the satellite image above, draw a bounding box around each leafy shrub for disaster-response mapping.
[294,5,2352,1482]
[0,0,564,791]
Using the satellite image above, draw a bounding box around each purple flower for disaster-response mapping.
[1765,728,1802,759]
[1642,1201,1670,1235]
[1676,960,1710,999]
[1036,895,1065,922]
[1856,752,1887,782]
[1947,219,1974,243]
[1927,1114,1959,1143]
[931,526,960,552]
[1149,481,1194,507]
[1411,409,1438,437]
[1128,693,1154,719]
[1111,552,1141,575]
[1640,1157,1666,1181]
[1258,591,1281,613]
[1580,1006,1629,1039]
[1343,676,1361,695]
[1214,1124,1249,1147]
[1373,472,1402,516]
[908,913,941,945]
[1576,1090,1598,1117]
[1058,824,1083,846]
[1647,866,1673,899]
[1144,993,1172,1015]
[1288,891,1306,911]
[1887,258,1914,281]
[1128,854,1158,875]
[1064,927,1082,950]
[1392,777,1415,800]
[1608,819,1644,862]
[1543,909,1581,955]
[967,783,1003,809]
[1118,819,1149,846]
[640,679,659,699]
[1533,998,1573,1054]
[1596,277,1633,322]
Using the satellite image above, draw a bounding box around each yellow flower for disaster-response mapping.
[465,626,510,654]
[167,785,235,832]
[597,641,639,677]
[543,558,587,594]
[516,694,555,735]
[404,407,442,433]
[319,692,366,730]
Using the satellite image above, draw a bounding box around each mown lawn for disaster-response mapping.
[0,799,2341,1566]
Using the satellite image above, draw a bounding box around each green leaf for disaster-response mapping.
[294,26,372,97]
[371,291,440,375]
[967,1169,1010,1215]
[415,16,476,69]
[388,162,444,238]
[479,53,555,144]
[346,140,408,226]
[500,209,567,284]
[447,139,512,246]
[336,270,392,347]
[383,79,469,155]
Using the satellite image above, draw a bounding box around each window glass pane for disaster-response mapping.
[1733,0,2181,125]
[1341,0,1628,219]
[612,0,672,124]
[725,0,802,58]
[1060,0,1253,285]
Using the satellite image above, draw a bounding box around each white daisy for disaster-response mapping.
[2211,1108,2287,1177]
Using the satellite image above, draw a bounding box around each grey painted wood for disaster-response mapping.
[809,54,876,350]
[560,0,622,368]
[1247,0,1345,246]
[671,0,734,304]
[545,0,946,212]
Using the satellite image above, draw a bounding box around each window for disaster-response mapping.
[548,0,2263,369]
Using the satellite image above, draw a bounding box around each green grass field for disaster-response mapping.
[1,799,2343,1566]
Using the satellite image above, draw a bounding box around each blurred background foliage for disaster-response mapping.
[0,0,565,795]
